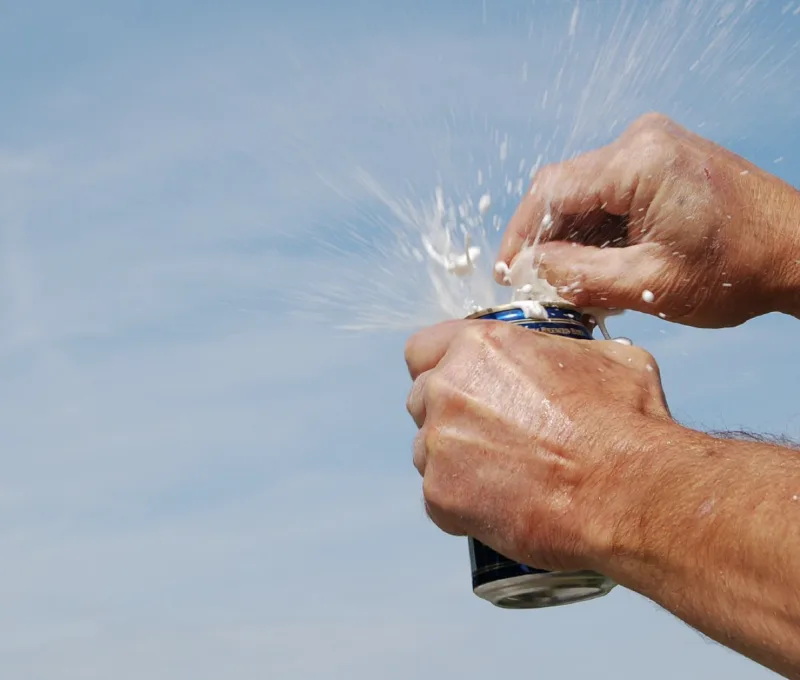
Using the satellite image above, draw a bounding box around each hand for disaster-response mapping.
[498,113,800,328]
[404,319,671,572]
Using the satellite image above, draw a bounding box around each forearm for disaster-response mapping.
[777,245,800,319]
[602,424,800,679]
[769,183,800,319]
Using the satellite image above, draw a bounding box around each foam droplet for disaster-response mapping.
[478,193,492,216]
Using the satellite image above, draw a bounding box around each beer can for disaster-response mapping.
[463,302,617,609]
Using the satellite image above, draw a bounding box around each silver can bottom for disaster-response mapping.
[473,571,616,609]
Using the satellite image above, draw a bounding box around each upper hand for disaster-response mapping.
[498,113,800,328]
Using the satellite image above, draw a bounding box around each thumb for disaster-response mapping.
[536,241,668,314]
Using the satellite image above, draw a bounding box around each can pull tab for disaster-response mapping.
[585,308,631,345]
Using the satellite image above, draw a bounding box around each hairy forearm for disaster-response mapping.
[771,184,800,319]
[603,424,800,678]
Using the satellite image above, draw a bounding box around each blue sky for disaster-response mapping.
[0,1,798,678]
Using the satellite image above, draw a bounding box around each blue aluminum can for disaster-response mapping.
[464,302,616,609]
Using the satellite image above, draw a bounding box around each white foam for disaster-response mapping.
[495,247,565,305]
[517,300,548,320]
[423,234,481,278]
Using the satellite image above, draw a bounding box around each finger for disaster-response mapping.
[424,504,464,537]
[422,477,464,537]
[406,371,430,428]
[497,146,620,272]
[412,430,427,475]
[593,341,672,418]
[595,338,658,372]
[405,319,471,380]
[535,241,668,314]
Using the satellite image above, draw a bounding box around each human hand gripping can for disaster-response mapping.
[464,302,617,609]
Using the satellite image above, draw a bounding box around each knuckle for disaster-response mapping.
[406,373,428,418]
[403,331,422,366]
[422,472,447,512]
[422,424,447,457]
[412,430,426,473]
[450,322,494,357]
[531,163,565,193]
[456,322,485,348]
[628,111,672,133]
[530,162,553,184]
[405,386,416,416]
[536,162,558,180]
[624,345,662,378]
[625,344,656,366]
[637,128,674,156]
[421,475,462,537]
[624,114,679,160]
[468,319,512,348]
[423,371,451,406]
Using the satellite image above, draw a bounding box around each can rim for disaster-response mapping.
[465,301,582,320]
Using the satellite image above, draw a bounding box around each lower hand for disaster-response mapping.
[404,319,672,572]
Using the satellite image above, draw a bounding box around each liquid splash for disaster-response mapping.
[286,0,798,333]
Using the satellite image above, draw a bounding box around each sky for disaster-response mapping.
[0,0,798,678]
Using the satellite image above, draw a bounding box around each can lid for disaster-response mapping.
[466,301,581,320]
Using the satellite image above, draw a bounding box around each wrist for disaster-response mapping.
[587,420,716,585]
[765,183,800,318]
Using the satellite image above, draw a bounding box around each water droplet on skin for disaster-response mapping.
[642,290,656,303]
[697,499,714,517]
